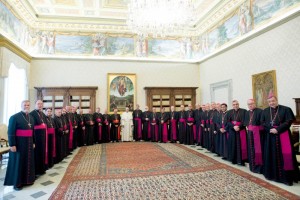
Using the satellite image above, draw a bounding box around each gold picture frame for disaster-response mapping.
[252,70,277,109]
[107,73,136,113]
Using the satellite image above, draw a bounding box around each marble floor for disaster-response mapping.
[0,144,299,200]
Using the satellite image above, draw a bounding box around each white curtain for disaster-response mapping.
[3,63,27,125]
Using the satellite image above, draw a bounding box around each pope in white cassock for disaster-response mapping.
[121,107,133,141]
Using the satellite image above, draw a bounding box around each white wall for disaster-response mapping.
[29,60,200,110]
[199,15,300,113]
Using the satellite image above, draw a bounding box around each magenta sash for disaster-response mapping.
[155,125,158,141]
[147,121,151,139]
[97,118,102,140]
[47,128,56,157]
[197,125,202,143]
[170,119,177,140]
[151,123,158,141]
[274,126,294,170]
[201,120,205,124]
[232,121,247,160]
[193,125,196,140]
[104,120,110,140]
[248,125,263,165]
[63,125,67,131]
[210,119,213,124]
[69,121,73,149]
[34,123,47,130]
[134,118,142,139]
[162,123,168,142]
[179,118,186,131]
[187,117,194,123]
[34,123,48,164]
[187,118,194,138]
[16,129,33,137]
[222,124,228,139]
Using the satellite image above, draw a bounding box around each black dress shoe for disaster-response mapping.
[14,186,23,191]
[283,181,293,186]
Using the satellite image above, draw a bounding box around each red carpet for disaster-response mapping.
[50,143,299,199]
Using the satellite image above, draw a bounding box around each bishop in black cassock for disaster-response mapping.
[178,105,187,144]
[261,96,299,186]
[245,99,264,174]
[225,100,247,165]
[93,107,103,143]
[142,106,151,141]
[132,104,143,141]
[169,106,179,143]
[102,110,111,143]
[110,108,121,142]
[4,100,35,190]
[185,105,195,145]
[54,109,64,163]
[30,100,47,176]
[150,108,159,142]
[84,109,95,145]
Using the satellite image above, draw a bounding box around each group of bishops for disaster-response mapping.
[4,95,300,190]
[128,97,299,186]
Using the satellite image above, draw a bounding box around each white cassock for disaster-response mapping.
[121,111,133,141]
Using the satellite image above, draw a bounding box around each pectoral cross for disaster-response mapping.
[270,121,274,127]
[28,123,32,128]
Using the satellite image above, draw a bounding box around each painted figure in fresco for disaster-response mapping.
[40,32,48,54]
[92,33,106,56]
[142,39,147,57]
[239,3,252,35]
[118,76,127,96]
[47,32,55,54]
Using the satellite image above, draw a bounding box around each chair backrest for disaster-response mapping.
[0,124,8,140]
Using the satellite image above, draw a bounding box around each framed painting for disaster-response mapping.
[107,73,136,113]
[252,70,277,109]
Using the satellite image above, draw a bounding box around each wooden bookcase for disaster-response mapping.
[34,87,98,113]
[144,87,198,112]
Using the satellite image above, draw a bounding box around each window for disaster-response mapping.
[3,63,27,125]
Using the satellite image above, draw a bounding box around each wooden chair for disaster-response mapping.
[0,124,9,164]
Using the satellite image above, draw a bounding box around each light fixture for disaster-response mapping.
[127,0,195,38]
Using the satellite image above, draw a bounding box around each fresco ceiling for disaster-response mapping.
[4,0,243,35]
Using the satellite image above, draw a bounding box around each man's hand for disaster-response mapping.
[270,128,278,134]
[10,146,17,152]
[234,126,240,132]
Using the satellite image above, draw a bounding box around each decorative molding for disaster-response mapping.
[5,0,243,36]
[0,36,32,62]
[195,0,244,34]
[210,79,232,104]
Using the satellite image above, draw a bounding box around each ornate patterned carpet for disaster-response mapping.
[50,143,299,199]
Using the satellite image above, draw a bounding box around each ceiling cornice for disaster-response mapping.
[0,36,32,62]
[195,0,244,34]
